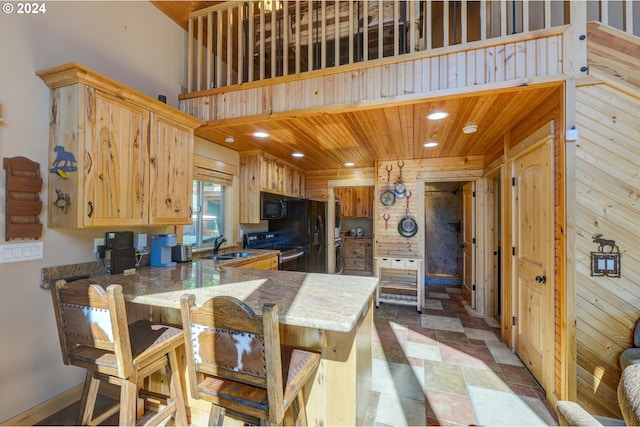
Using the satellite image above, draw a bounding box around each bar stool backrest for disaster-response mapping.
[51,280,133,379]
[181,294,286,423]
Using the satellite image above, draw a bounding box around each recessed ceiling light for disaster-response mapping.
[292,152,304,158]
[253,131,269,138]
[224,136,234,143]
[423,141,439,148]
[344,162,355,167]
[427,111,449,120]
[462,125,478,134]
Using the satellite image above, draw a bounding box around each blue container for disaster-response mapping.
[150,234,177,267]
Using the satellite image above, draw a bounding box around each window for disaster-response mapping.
[183,155,234,248]
[184,179,223,248]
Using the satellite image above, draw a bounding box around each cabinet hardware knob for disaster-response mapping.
[87,201,93,217]
[535,275,546,284]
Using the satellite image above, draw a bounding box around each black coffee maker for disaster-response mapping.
[106,231,136,274]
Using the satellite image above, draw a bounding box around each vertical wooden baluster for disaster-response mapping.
[271,2,276,77]
[480,0,487,41]
[426,0,433,49]
[295,0,301,73]
[412,0,418,52]
[462,0,468,43]
[238,3,244,84]
[522,0,529,33]
[207,12,213,88]
[363,0,368,60]
[216,11,223,88]
[501,0,507,36]
[335,0,340,66]
[443,0,449,47]
[249,2,255,82]
[378,0,383,58]
[283,0,289,76]
[308,0,313,70]
[348,0,354,64]
[393,0,399,56]
[321,0,326,68]
[260,1,265,80]
[625,0,634,34]
[188,17,194,92]
[227,9,233,85]
[600,0,609,26]
[197,15,203,90]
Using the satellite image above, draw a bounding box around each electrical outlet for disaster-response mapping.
[94,238,105,254]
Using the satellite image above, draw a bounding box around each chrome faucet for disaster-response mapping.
[213,236,227,254]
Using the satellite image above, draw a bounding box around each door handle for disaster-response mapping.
[535,275,546,284]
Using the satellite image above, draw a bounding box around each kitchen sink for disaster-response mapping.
[223,251,255,258]
[210,251,255,261]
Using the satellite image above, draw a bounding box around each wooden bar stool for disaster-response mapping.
[180,294,321,426]
[50,279,187,426]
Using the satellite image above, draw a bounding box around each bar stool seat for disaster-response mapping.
[51,279,187,426]
[180,294,321,426]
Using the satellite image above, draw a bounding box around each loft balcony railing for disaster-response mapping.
[186,0,640,93]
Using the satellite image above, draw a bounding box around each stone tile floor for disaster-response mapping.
[37,284,559,426]
[365,285,559,426]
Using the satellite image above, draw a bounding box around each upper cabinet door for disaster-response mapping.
[84,89,150,227]
[149,114,194,225]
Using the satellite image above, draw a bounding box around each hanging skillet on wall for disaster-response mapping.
[394,160,406,198]
[398,191,418,238]
[380,164,396,206]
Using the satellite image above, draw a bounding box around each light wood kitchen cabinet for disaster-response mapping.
[150,115,195,225]
[239,151,305,223]
[37,63,202,228]
[233,254,278,270]
[335,187,373,218]
[261,156,285,194]
[343,237,373,275]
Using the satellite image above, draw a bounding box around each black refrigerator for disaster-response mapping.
[270,199,328,273]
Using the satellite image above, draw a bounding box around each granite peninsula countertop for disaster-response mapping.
[87,259,378,333]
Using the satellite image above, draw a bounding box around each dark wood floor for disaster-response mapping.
[36,397,119,426]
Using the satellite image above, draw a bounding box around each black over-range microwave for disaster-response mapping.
[260,192,288,219]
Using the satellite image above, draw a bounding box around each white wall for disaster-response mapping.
[0,2,188,421]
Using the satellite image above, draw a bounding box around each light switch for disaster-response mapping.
[0,242,44,263]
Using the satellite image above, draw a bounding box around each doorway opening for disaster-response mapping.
[423,181,470,288]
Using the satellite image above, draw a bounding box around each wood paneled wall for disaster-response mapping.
[305,167,376,201]
[375,157,485,257]
[574,82,640,418]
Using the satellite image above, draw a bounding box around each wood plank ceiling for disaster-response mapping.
[151,1,563,171]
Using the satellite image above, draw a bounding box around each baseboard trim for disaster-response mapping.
[1,384,82,426]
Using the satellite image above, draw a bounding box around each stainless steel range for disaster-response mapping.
[244,231,305,271]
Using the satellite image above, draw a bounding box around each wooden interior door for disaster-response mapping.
[462,182,475,309]
[513,141,553,387]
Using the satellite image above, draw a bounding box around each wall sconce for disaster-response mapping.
[591,234,620,278]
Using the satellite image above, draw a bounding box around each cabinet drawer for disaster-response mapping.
[346,247,366,257]
[391,259,407,269]
[344,258,366,270]
[377,258,420,270]
[377,258,393,268]
[404,259,419,269]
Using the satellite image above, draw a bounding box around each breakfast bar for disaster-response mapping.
[88,259,378,426]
